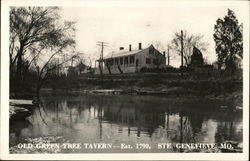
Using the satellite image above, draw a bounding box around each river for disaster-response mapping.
[10,93,242,153]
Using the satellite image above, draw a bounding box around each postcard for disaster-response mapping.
[0,0,249,160]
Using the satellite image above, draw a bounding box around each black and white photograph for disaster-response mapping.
[0,0,249,160]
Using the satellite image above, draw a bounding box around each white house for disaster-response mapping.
[95,43,166,74]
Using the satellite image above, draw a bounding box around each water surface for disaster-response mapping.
[10,94,242,153]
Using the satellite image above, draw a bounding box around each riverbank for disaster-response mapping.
[9,99,33,121]
[39,84,242,109]
[45,73,242,99]
[11,72,242,100]
[10,72,243,111]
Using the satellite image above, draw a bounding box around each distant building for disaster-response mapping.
[67,66,79,76]
[45,58,66,76]
[67,62,92,76]
[95,43,166,74]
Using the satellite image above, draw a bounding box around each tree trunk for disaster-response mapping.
[36,80,42,103]
[36,86,40,101]
[184,56,189,67]
[15,43,24,93]
[118,65,123,74]
[35,71,43,103]
[107,66,112,75]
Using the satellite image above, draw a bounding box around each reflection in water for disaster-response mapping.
[10,94,242,152]
[10,119,32,146]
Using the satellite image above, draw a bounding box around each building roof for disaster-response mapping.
[103,48,147,59]
[102,44,157,60]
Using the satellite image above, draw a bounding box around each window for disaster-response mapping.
[115,58,119,65]
[120,57,123,65]
[124,57,128,65]
[146,58,151,64]
[153,58,158,65]
[107,59,114,66]
[130,55,135,64]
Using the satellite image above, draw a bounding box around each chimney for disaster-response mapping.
[138,43,142,50]
[129,44,132,51]
[163,51,166,56]
[120,47,124,50]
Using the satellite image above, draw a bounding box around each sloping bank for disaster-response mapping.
[47,73,242,95]
[44,75,242,107]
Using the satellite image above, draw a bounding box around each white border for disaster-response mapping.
[1,0,249,160]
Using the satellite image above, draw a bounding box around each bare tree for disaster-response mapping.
[171,30,209,66]
[31,46,78,100]
[87,55,96,68]
[10,7,76,93]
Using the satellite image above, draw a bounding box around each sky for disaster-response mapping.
[60,0,248,67]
